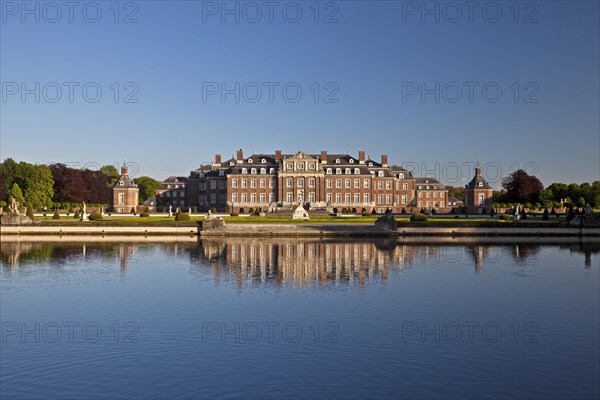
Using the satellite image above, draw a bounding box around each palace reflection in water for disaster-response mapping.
[2,239,597,287]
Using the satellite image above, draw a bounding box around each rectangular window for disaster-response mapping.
[219,181,225,189]
[232,179,238,188]
[364,193,369,203]
[378,182,383,190]
[403,183,408,190]
[345,179,351,188]
[211,194,217,203]
[251,193,256,203]
[232,193,238,203]
[479,194,484,206]
[386,195,391,204]
[345,193,351,203]
[364,179,369,188]
[210,181,216,189]
[309,192,315,203]
[269,179,275,188]
[378,194,383,204]
[418,192,423,198]
[440,192,444,198]
[354,179,360,188]
[354,193,360,203]
[287,193,293,203]
[241,193,247,202]
[426,201,430,208]
[218,194,225,204]
[426,192,430,198]
[326,179,332,188]
[269,193,274,203]
[433,192,438,198]
[260,193,266,203]
[118,193,124,205]
[418,201,422,207]
[309,163,315,170]
[402,195,407,204]
[386,181,391,190]
[336,179,341,188]
[199,182,206,190]
[242,179,247,188]
[440,201,445,207]
[336,193,342,203]
[260,179,266,188]
[199,195,206,204]
[287,178,293,188]
[251,179,256,188]
[309,178,315,188]
[298,178,304,188]
[326,193,332,203]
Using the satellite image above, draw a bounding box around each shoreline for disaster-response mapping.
[1,223,598,238]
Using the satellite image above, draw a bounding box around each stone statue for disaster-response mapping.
[82,202,87,214]
[80,202,89,221]
[9,197,19,214]
[168,205,172,217]
[514,204,520,220]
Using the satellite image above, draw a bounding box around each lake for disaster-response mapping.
[1,238,598,399]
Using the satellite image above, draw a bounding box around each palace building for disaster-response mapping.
[112,164,139,213]
[464,166,493,213]
[184,149,450,214]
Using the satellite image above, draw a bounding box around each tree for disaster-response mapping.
[26,203,34,219]
[8,183,25,206]
[0,158,18,202]
[543,208,549,220]
[502,169,543,204]
[566,206,575,222]
[134,176,160,204]
[575,197,586,208]
[446,186,464,201]
[12,162,54,208]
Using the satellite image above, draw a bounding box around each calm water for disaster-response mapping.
[1,238,599,400]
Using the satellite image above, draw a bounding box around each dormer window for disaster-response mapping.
[336,168,342,174]
[349,159,354,164]
[326,168,332,174]
[175,185,179,188]
[119,181,124,186]
[399,173,404,179]
[433,186,437,189]
[248,158,253,163]
[378,171,384,177]
[260,168,266,174]
[269,168,275,174]
[336,159,340,163]
[478,182,483,187]
[199,173,204,178]
[251,168,257,174]
[230,161,234,166]
[418,186,422,189]
[354,168,360,174]
[242,168,248,174]
[261,159,266,164]
[368,162,373,166]
[345,168,351,174]
[219,170,224,176]
[425,179,429,183]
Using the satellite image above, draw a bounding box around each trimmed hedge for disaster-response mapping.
[175,213,191,221]
[499,213,511,221]
[140,212,150,218]
[88,212,103,221]
[410,213,428,222]
[52,210,61,220]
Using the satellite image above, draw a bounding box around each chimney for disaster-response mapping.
[321,150,328,164]
[236,149,244,164]
[215,154,222,166]
[358,151,365,164]
[275,150,282,161]
[381,155,388,167]
[121,164,128,175]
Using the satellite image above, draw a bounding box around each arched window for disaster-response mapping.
[269,168,275,174]
[251,168,257,174]
[326,168,332,174]
[354,168,360,174]
[260,168,266,174]
[336,168,342,174]
[229,161,234,166]
[345,168,351,174]
[378,171,384,177]
[399,173,404,179]
[242,168,248,174]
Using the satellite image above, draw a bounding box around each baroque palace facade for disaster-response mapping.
[164,149,451,214]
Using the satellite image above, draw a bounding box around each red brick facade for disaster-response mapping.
[112,165,139,213]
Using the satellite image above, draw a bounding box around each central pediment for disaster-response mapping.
[289,151,316,160]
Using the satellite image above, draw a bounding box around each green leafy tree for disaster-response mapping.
[8,182,25,206]
[575,197,586,208]
[134,176,161,204]
[26,203,34,219]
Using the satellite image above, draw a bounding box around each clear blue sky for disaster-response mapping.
[1,0,599,188]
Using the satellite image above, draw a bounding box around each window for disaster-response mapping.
[479,194,485,206]
[260,168,266,174]
[345,193,351,203]
[326,193,332,203]
[336,168,342,174]
[232,193,238,203]
[298,178,304,188]
[219,170,224,176]
[378,171,384,177]
[364,179,369,188]
[261,158,267,164]
[386,195,391,204]
[386,181,391,190]
[309,163,315,170]
[345,168,351,174]
[298,163,304,170]
[326,179,332,188]
[336,193,342,203]
[287,193,293,203]
[232,179,238,188]
[440,201,445,207]
[403,183,408,190]
[433,192,437,198]
[211,194,217,203]
[378,182,383,190]
[336,159,340,163]
[218,195,224,204]
[418,201,422,207]
[426,201,430,208]
[309,178,315,188]
[354,193,360,203]
[345,179,351,188]
[433,201,438,207]
[251,168,257,174]
[248,158,253,163]
[426,192,430,198]
[242,168,248,174]
[402,195,407,204]
[336,179,342,188]
[251,193,256,203]
[260,193,266,203]
[199,195,206,204]
[479,182,483,187]
[440,192,444,198]
[326,168,332,174]
[368,162,373,166]
[399,173,404,179]
[210,180,217,189]
[309,193,315,203]
[251,179,256,188]
[287,163,293,169]
[270,179,275,188]
[418,186,422,190]
[378,194,383,204]
[242,179,247,188]
[219,181,225,189]
[118,193,124,205]
[269,193,274,203]
[354,179,360,188]
[260,179,266,188]
[418,192,423,198]
[242,193,247,202]
[364,193,369,203]
[199,182,206,190]
[349,159,354,164]
[287,178,293,188]
[354,168,360,174]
